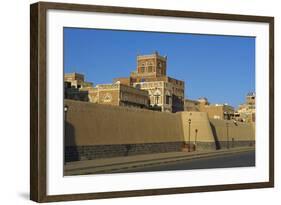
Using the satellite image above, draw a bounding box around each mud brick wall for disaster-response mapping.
[64,100,255,161]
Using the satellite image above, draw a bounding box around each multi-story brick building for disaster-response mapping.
[64,52,185,112]
[235,92,256,123]
[114,51,185,112]
[80,82,149,109]
[64,73,93,101]
[64,72,150,109]
[64,72,93,89]
[64,82,89,102]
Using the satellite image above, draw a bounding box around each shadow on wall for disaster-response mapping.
[210,123,221,150]
[65,121,79,162]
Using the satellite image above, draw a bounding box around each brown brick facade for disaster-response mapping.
[113,51,185,112]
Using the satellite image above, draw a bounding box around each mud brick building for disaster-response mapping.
[114,51,185,112]
[80,83,149,109]
[184,97,235,120]
[235,92,256,123]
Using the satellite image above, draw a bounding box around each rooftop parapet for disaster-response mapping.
[137,51,167,61]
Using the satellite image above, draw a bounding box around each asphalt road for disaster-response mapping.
[115,150,255,173]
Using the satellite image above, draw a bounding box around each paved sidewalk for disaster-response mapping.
[64,146,255,175]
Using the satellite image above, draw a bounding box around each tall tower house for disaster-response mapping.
[134,51,167,78]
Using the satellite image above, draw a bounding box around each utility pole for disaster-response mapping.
[226,122,229,149]
[64,105,69,165]
[188,119,191,152]
[194,129,198,151]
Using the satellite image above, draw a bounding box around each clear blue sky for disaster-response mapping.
[64,27,255,108]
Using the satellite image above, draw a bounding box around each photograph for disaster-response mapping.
[63,28,256,176]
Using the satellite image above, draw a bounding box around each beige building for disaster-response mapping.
[184,97,235,120]
[81,82,149,109]
[64,72,150,109]
[64,72,93,89]
[64,82,89,102]
[64,52,184,112]
[132,81,172,112]
[64,73,93,101]
[114,51,185,112]
[184,99,200,111]
[235,92,256,123]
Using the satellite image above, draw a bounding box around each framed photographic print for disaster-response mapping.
[30,1,274,202]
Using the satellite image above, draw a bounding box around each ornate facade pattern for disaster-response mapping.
[114,51,185,112]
